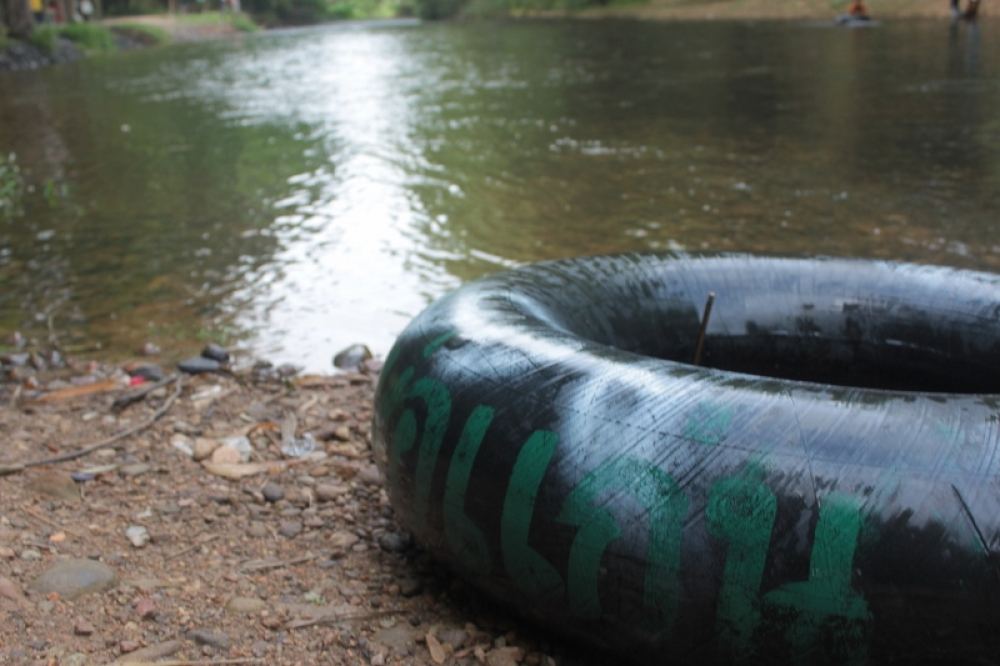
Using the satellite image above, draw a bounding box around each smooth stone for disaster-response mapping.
[332,344,372,370]
[225,596,266,615]
[314,483,348,502]
[188,628,231,650]
[128,364,164,382]
[201,343,231,363]
[0,576,24,604]
[329,531,359,551]
[125,525,150,548]
[120,463,151,477]
[30,558,117,600]
[373,624,417,655]
[26,471,80,502]
[177,357,221,375]
[378,532,410,553]
[278,520,302,538]
[261,482,284,503]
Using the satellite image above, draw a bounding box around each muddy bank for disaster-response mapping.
[0,346,594,664]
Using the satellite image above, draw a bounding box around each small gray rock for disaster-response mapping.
[261,482,285,503]
[378,532,410,553]
[333,344,372,370]
[201,343,231,363]
[188,628,231,650]
[30,558,117,600]
[278,520,302,538]
[225,596,266,615]
[178,357,221,375]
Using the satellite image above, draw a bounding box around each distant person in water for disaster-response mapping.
[848,0,870,19]
[952,0,981,19]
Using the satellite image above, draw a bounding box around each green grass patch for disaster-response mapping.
[30,24,118,54]
[0,26,9,50]
[60,23,118,52]
[111,22,172,44]
[175,11,260,31]
[30,26,60,53]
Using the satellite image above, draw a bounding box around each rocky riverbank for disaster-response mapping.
[0,13,255,73]
[0,344,589,665]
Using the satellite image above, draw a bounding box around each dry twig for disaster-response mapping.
[0,376,183,476]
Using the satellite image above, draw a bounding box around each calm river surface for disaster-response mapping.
[1,18,999,369]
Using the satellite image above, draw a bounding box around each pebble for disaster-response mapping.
[170,433,194,457]
[315,483,348,502]
[119,639,141,654]
[278,520,302,538]
[20,548,41,561]
[63,654,87,666]
[192,437,219,461]
[486,647,525,666]
[247,523,269,538]
[329,530,359,551]
[128,364,164,382]
[30,558,117,600]
[125,525,150,548]
[0,546,14,559]
[188,628,231,650]
[261,482,285,503]
[378,532,410,553]
[0,576,24,604]
[120,463,151,477]
[225,596,266,615]
[210,444,243,465]
[333,343,373,370]
[177,357,221,374]
[438,628,468,649]
[201,343,231,363]
[135,596,157,619]
[373,624,417,655]
[26,470,80,501]
[73,619,95,636]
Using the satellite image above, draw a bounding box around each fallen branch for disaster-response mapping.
[286,608,405,630]
[113,374,178,411]
[0,376,183,476]
[166,533,221,561]
[239,554,316,573]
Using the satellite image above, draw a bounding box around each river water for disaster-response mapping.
[1,18,998,369]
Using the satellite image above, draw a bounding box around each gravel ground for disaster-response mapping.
[0,348,596,665]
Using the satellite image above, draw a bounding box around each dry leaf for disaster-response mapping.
[426,626,447,664]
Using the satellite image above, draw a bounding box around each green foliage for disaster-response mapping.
[111,22,172,44]
[0,26,9,50]
[0,153,25,219]
[30,26,60,53]
[29,24,118,55]
[244,0,402,24]
[229,12,259,31]
[60,23,118,52]
[415,0,466,18]
[167,11,260,31]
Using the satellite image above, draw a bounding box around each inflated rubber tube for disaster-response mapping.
[373,254,1000,664]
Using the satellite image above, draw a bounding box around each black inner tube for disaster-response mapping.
[506,257,1000,394]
